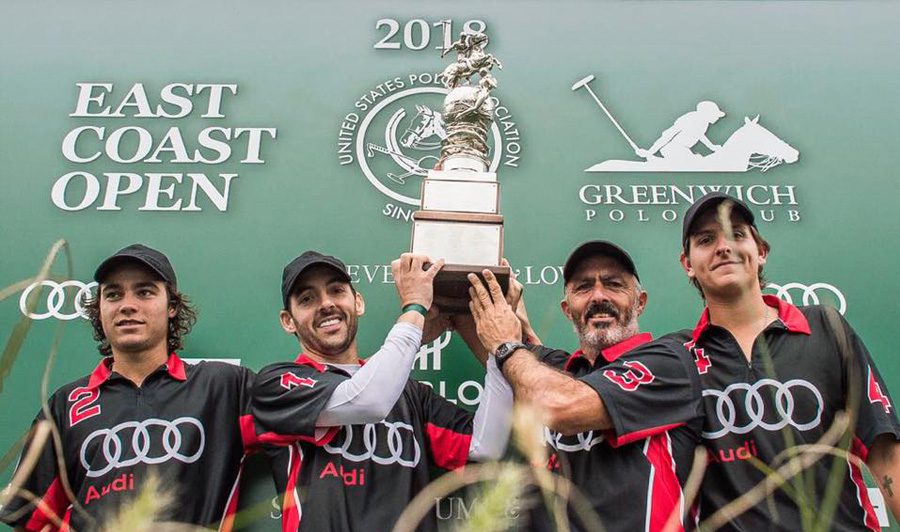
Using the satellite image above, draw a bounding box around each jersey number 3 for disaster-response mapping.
[603,361,655,391]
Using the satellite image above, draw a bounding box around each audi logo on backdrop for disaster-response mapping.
[323,420,421,467]
[80,417,205,477]
[765,282,846,315]
[19,280,96,320]
[702,379,824,439]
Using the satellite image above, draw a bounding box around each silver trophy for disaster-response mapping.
[410,30,510,312]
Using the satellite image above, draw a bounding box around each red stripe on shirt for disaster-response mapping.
[604,421,683,448]
[23,475,70,532]
[282,444,304,532]
[257,426,339,447]
[217,456,245,532]
[239,414,259,451]
[643,432,684,532]
[425,422,472,470]
[849,436,879,531]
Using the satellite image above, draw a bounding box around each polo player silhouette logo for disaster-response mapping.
[572,75,799,172]
[365,104,447,184]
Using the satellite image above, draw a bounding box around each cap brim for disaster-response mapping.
[282,260,351,306]
[682,195,755,249]
[94,255,170,284]
[564,241,639,283]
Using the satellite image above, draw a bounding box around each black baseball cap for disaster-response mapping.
[682,192,756,250]
[94,244,177,286]
[563,240,640,283]
[281,250,351,307]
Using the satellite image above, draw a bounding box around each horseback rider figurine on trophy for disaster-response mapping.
[409,29,510,312]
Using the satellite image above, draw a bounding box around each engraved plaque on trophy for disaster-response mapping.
[409,30,510,312]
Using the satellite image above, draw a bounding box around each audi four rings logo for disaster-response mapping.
[19,280,96,321]
[766,282,846,315]
[323,420,421,467]
[80,417,205,477]
[543,427,604,453]
[702,379,824,439]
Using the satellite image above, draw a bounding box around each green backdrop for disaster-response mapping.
[2,1,899,529]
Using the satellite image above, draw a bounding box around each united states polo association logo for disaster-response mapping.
[337,73,521,221]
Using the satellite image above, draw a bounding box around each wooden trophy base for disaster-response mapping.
[431,264,511,313]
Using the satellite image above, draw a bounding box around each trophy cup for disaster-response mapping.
[409,30,510,312]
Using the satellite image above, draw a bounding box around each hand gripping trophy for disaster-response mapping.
[410,29,510,312]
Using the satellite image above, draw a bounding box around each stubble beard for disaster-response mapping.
[572,300,640,359]
[296,310,358,357]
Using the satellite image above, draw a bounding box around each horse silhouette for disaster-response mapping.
[400,105,446,150]
[587,116,799,173]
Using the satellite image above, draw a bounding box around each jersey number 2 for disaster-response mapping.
[603,361,655,391]
[68,387,101,426]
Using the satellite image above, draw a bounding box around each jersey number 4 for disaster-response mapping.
[868,366,893,414]
[281,372,317,391]
[603,361,655,391]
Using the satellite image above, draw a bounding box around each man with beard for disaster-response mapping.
[675,192,900,530]
[251,251,513,532]
[465,241,703,532]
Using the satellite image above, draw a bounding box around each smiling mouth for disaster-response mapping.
[316,315,344,330]
[711,261,742,271]
[584,312,617,325]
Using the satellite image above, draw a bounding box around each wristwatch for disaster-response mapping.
[493,341,528,369]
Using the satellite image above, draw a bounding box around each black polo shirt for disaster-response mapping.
[523,332,704,532]
[670,295,900,531]
[252,353,475,532]
[0,353,257,532]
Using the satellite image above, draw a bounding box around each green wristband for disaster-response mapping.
[401,303,428,317]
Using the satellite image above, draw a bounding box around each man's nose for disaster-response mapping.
[590,283,610,302]
[714,233,734,255]
[318,294,338,311]
[118,292,139,313]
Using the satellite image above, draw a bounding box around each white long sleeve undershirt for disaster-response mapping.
[315,322,512,461]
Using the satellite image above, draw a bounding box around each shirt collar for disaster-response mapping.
[86,352,187,390]
[689,294,812,344]
[293,353,365,372]
[563,331,654,371]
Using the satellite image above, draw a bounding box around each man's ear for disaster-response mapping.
[560,296,572,321]
[279,309,296,334]
[679,251,695,280]
[355,291,365,317]
[635,290,648,317]
[757,242,768,266]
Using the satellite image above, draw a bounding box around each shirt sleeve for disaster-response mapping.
[530,344,571,368]
[826,308,900,450]
[468,357,513,462]
[578,338,701,447]
[251,362,346,446]
[316,322,423,426]
[0,408,73,531]
[415,382,475,470]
